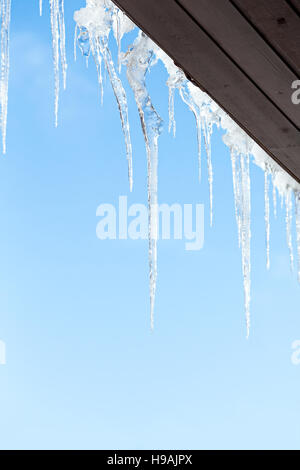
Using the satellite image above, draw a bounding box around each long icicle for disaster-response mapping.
[168,85,176,137]
[0,0,11,155]
[230,149,242,247]
[241,152,251,338]
[272,173,277,219]
[75,2,133,191]
[101,37,133,190]
[295,191,300,284]
[264,166,270,270]
[58,0,67,91]
[179,83,202,183]
[202,113,214,226]
[231,148,251,337]
[74,24,78,62]
[285,189,294,271]
[49,0,67,127]
[125,32,163,329]
[114,7,122,73]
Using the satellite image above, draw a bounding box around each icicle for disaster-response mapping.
[285,189,294,270]
[295,191,300,284]
[49,0,67,127]
[50,0,60,127]
[0,0,11,154]
[40,0,43,16]
[157,52,183,139]
[168,85,176,137]
[230,150,242,247]
[242,152,251,338]
[72,1,300,335]
[74,24,78,61]
[229,147,251,337]
[223,128,253,336]
[179,83,202,182]
[75,3,133,191]
[272,175,277,218]
[124,32,163,329]
[195,115,202,183]
[184,82,216,223]
[203,114,214,226]
[111,2,135,74]
[102,38,133,189]
[264,167,270,270]
[115,8,121,73]
[80,27,103,103]
[239,152,251,337]
[58,0,67,90]
[95,42,104,105]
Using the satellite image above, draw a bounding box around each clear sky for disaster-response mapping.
[0,0,300,450]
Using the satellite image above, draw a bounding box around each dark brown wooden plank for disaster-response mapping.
[178,0,299,127]
[288,0,300,15]
[112,0,300,183]
[232,0,300,76]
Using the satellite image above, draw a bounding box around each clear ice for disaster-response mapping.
[265,166,270,270]
[40,0,67,127]
[124,32,163,329]
[73,0,300,335]
[0,0,11,154]
[74,0,134,191]
[0,0,299,335]
[295,192,300,284]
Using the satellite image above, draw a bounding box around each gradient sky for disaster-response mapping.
[0,0,300,450]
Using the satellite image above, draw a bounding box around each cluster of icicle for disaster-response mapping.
[0,0,67,151]
[73,0,300,337]
[74,0,160,328]
[0,0,299,336]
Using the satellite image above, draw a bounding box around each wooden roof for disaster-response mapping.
[112,0,300,183]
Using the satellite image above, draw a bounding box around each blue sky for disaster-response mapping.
[0,0,300,450]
